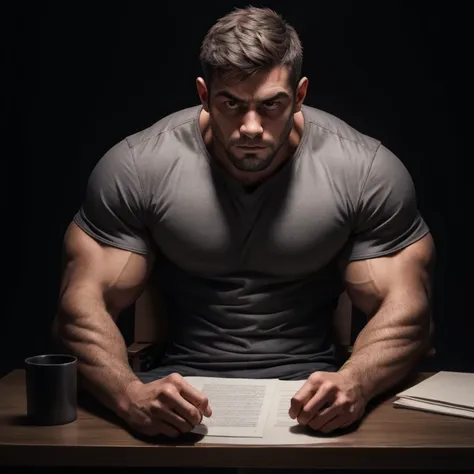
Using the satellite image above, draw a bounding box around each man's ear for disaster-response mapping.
[294,76,308,112]
[196,77,210,112]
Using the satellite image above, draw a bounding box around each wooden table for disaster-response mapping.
[1,370,474,470]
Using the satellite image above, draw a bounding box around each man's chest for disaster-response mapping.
[147,172,351,276]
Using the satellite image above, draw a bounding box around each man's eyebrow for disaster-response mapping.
[213,90,290,102]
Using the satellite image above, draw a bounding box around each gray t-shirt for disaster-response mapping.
[74,104,429,380]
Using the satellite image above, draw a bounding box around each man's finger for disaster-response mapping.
[308,404,342,431]
[289,378,323,419]
[296,385,335,425]
[171,393,208,426]
[319,413,352,433]
[179,381,212,417]
[151,403,193,432]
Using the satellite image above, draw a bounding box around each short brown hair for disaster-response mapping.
[200,6,303,93]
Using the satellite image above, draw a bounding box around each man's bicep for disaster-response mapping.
[343,233,435,318]
[59,222,155,318]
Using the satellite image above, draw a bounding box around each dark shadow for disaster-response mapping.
[2,414,34,426]
[1,414,79,428]
[287,418,362,438]
[130,430,205,445]
[1,469,237,473]
[78,390,127,429]
[364,369,425,415]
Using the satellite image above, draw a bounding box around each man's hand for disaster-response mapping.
[289,372,366,433]
[121,373,212,438]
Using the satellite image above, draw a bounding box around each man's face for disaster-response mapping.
[206,67,297,174]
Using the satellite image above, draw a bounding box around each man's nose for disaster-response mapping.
[240,111,263,138]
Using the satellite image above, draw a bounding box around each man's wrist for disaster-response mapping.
[115,379,144,420]
[338,362,371,401]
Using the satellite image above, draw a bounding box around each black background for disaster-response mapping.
[2,1,471,376]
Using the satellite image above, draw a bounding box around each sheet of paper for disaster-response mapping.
[399,396,474,412]
[267,379,305,428]
[396,371,474,409]
[184,376,276,437]
[196,430,337,445]
[394,397,474,420]
[196,379,339,445]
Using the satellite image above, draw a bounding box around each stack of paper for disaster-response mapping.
[394,371,474,419]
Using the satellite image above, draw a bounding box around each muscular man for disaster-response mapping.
[54,6,434,438]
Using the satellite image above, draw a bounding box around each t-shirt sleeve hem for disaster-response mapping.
[347,226,430,262]
[73,212,150,256]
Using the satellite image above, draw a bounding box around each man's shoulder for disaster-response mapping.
[125,104,201,151]
[303,105,381,153]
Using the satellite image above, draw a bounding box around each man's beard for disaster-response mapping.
[226,148,278,172]
[212,114,294,173]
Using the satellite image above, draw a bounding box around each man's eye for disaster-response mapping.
[225,101,240,109]
[263,101,279,110]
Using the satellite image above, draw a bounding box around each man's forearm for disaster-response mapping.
[54,291,140,416]
[338,298,431,401]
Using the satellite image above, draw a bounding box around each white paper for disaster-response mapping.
[196,429,335,445]
[267,380,305,428]
[184,376,275,437]
[396,371,474,409]
[253,379,334,444]
[394,397,474,420]
[398,396,474,412]
[190,378,340,445]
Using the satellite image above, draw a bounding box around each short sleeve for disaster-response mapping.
[346,143,430,261]
[73,139,152,255]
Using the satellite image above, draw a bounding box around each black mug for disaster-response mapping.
[25,354,77,425]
